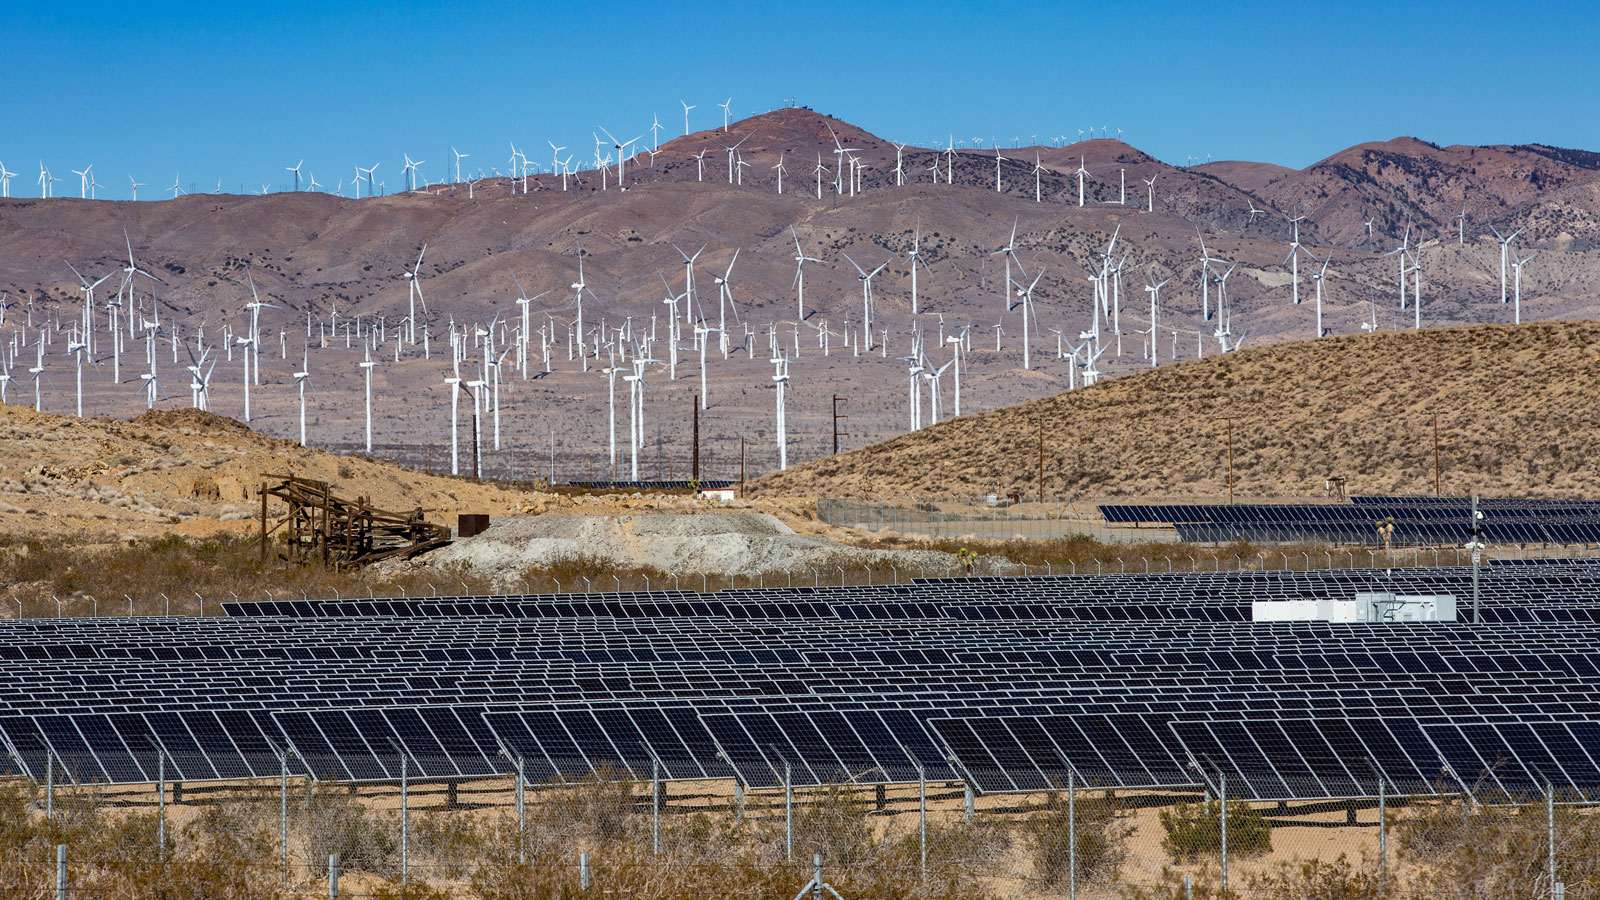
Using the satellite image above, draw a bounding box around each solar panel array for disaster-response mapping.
[1098,497,1600,544]
[561,480,736,491]
[3,562,1600,802]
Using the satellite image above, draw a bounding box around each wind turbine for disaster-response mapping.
[680,100,695,136]
[451,147,468,183]
[66,340,96,417]
[569,249,599,357]
[286,160,303,192]
[1032,152,1045,202]
[718,97,731,132]
[649,113,664,150]
[127,174,145,201]
[292,343,318,446]
[1511,248,1536,324]
[771,355,793,470]
[842,254,889,351]
[711,249,742,356]
[403,245,429,343]
[1490,225,1523,306]
[1284,215,1309,306]
[993,147,1007,192]
[1073,157,1091,207]
[402,154,425,192]
[1143,175,1156,212]
[358,344,381,452]
[1144,272,1171,367]
[444,355,462,475]
[791,228,822,320]
[893,142,906,186]
[0,160,15,197]
[772,153,787,194]
[905,219,934,315]
[1455,203,1468,244]
[991,217,1020,310]
[1385,220,1413,310]
[1309,252,1332,337]
[1015,269,1044,370]
[945,325,969,416]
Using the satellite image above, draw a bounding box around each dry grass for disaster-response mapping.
[753,320,1600,501]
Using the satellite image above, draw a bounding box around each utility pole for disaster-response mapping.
[832,395,848,455]
[739,435,746,499]
[692,395,700,482]
[1440,409,1452,493]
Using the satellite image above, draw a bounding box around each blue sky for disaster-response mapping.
[11,0,1597,198]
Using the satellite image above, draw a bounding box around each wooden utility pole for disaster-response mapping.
[739,435,746,499]
[692,395,700,482]
[258,481,267,569]
[1037,419,1045,505]
[1440,413,1452,496]
[832,396,848,455]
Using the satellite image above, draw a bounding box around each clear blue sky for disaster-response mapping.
[12,0,1597,198]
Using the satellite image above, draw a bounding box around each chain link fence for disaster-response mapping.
[4,758,1595,898]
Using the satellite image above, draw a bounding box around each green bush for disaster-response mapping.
[1023,788,1133,885]
[1159,798,1271,861]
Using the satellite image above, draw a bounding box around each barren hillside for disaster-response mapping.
[750,321,1600,501]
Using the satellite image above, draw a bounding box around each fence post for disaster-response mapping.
[964,780,975,825]
[400,752,408,887]
[516,754,527,865]
[157,749,166,855]
[280,750,289,888]
[1219,771,1228,892]
[580,851,591,891]
[1067,768,1076,900]
[734,778,745,821]
[1549,782,1557,897]
[918,765,927,884]
[1378,774,1387,889]
[785,761,794,861]
[651,758,660,857]
[328,853,339,900]
[56,844,66,900]
[1183,874,1192,900]
[46,751,53,820]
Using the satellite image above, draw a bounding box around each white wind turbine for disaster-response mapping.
[1073,157,1091,207]
[1490,225,1523,306]
[842,254,889,352]
[402,154,425,192]
[791,228,821,320]
[681,100,695,136]
[945,325,969,416]
[358,344,381,452]
[0,160,15,197]
[71,165,91,199]
[1385,220,1412,310]
[1032,152,1045,202]
[451,147,468,183]
[692,149,708,182]
[66,339,96,417]
[1143,175,1156,212]
[602,355,623,474]
[893,142,906,186]
[286,160,303,192]
[292,343,318,447]
[403,245,429,344]
[128,174,145,200]
[1015,269,1044,370]
[905,219,934,315]
[1309,252,1332,337]
[718,97,731,132]
[1284,215,1309,306]
[1511,249,1536,324]
[25,341,50,412]
[1455,203,1467,244]
[993,146,1007,192]
[991,217,1020,310]
[1144,272,1171,367]
[772,153,787,194]
[234,333,253,421]
[711,249,743,355]
[771,355,793,470]
[650,113,664,150]
[443,354,462,475]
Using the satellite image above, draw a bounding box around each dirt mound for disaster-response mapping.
[751,320,1600,502]
[420,512,959,584]
[132,408,255,435]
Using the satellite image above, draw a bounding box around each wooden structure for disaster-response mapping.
[259,474,450,569]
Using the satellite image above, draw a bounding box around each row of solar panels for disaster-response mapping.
[1099,498,1600,544]
[562,480,735,490]
[218,562,1600,621]
[8,700,1600,803]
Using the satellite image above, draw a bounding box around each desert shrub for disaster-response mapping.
[540,765,639,843]
[1159,798,1271,861]
[1023,788,1133,885]
[298,784,397,876]
[789,783,876,866]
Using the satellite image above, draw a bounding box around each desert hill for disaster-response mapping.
[749,320,1600,501]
